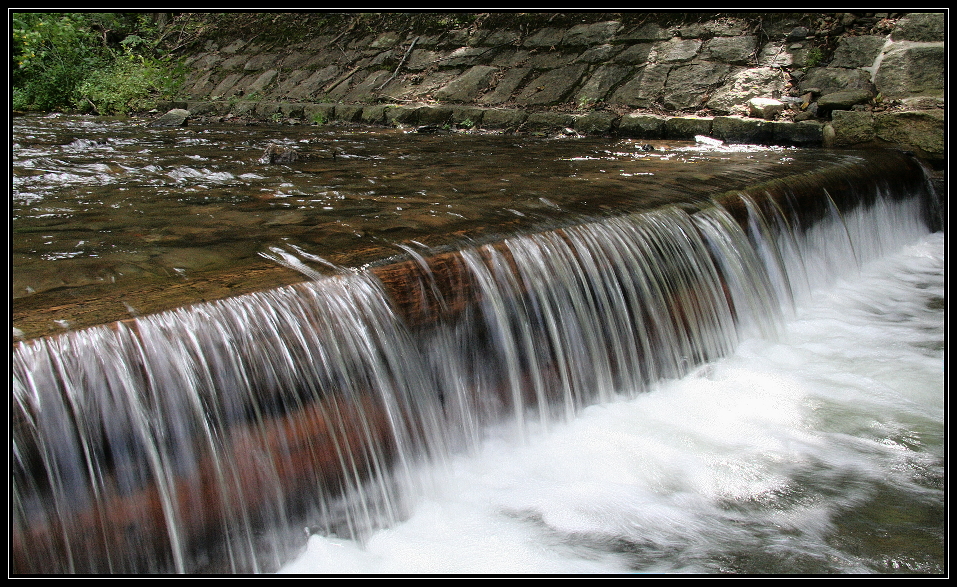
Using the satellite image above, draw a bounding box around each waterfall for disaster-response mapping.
[11,151,940,574]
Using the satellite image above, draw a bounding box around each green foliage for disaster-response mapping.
[76,53,183,114]
[12,12,183,113]
[805,47,825,68]
[12,13,102,111]
[310,112,328,125]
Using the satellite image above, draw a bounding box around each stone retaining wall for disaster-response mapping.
[168,12,944,165]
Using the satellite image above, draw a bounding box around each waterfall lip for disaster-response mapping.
[11,149,937,575]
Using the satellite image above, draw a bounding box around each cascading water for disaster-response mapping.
[12,148,943,575]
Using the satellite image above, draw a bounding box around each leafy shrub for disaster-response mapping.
[12,12,182,113]
[12,13,103,111]
[76,53,183,114]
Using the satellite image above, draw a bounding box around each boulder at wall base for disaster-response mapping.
[573,110,619,135]
[827,109,943,163]
[874,110,945,162]
[664,116,713,140]
[617,113,668,139]
[816,89,874,114]
[747,97,786,120]
[150,108,190,127]
[827,110,876,146]
[481,108,528,130]
[771,121,823,147]
[875,43,945,99]
[712,116,774,144]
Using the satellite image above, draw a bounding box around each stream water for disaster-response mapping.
[14,113,871,338]
[11,114,945,575]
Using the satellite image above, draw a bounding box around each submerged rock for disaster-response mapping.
[150,108,191,127]
[259,143,299,165]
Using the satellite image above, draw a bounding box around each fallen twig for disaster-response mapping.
[377,36,420,91]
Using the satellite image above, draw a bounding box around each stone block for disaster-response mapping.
[272,70,312,96]
[220,39,247,54]
[829,110,876,146]
[747,97,786,120]
[608,64,670,108]
[479,67,532,105]
[246,69,278,95]
[150,109,190,127]
[575,44,623,64]
[522,28,566,48]
[370,31,403,49]
[244,54,279,72]
[526,51,579,70]
[874,110,944,161]
[702,36,757,65]
[799,67,875,96]
[573,65,633,106]
[340,70,391,103]
[830,35,886,68]
[472,29,520,47]
[279,103,304,118]
[302,103,336,124]
[334,104,364,122]
[415,106,455,127]
[285,66,341,101]
[562,21,621,46]
[219,55,248,70]
[450,106,486,128]
[384,105,419,126]
[516,64,589,106]
[481,108,527,129]
[617,113,668,139]
[712,116,774,144]
[664,116,713,140]
[707,67,788,115]
[611,43,654,64]
[875,43,945,98]
[185,101,218,116]
[229,101,257,116]
[254,102,282,117]
[650,38,702,63]
[891,12,945,42]
[435,66,499,103]
[617,22,672,42]
[573,111,618,135]
[445,46,494,67]
[210,72,244,99]
[771,121,823,147]
[817,89,873,113]
[360,104,389,125]
[524,111,577,131]
[406,49,445,71]
[662,62,731,111]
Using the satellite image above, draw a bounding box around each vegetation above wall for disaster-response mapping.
[11,12,184,114]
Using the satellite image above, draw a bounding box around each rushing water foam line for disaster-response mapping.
[11,163,940,573]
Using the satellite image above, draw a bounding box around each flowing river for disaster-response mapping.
[11,114,944,575]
